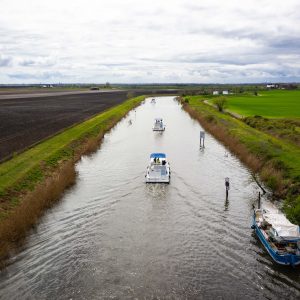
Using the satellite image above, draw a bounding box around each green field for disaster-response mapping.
[222,90,300,118]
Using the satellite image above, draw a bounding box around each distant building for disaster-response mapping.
[222,90,229,95]
[213,91,219,95]
[278,83,298,90]
[266,84,279,89]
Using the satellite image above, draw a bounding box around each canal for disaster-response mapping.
[0,97,299,299]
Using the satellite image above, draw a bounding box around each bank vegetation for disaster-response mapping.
[0,95,145,267]
[181,96,300,225]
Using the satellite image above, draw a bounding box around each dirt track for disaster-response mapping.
[0,91,139,161]
[0,89,122,99]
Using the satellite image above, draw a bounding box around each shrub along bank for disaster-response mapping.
[0,95,145,266]
[181,96,300,224]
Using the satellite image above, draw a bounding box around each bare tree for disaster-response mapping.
[213,97,227,112]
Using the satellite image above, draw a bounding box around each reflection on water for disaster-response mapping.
[224,197,230,211]
[0,97,299,299]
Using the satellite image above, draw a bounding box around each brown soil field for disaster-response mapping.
[0,90,146,161]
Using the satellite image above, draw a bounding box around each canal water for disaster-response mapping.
[0,97,299,299]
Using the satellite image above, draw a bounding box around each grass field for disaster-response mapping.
[221,90,300,118]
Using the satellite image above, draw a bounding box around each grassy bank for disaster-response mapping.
[243,117,300,148]
[182,96,300,224]
[0,95,145,265]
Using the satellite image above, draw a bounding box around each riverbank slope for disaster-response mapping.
[0,95,145,266]
[181,96,300,224]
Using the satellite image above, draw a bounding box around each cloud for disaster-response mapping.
[0,55,12,67]
[18,57,56,67]
[268,38,300,52]
[8,71,62,80]
[0,0,300,83]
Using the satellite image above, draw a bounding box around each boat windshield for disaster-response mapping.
[150,153,166,159]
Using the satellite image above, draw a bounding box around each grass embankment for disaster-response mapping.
[182,95,300,224]
[0,95,145,265]
[243,117,300,147]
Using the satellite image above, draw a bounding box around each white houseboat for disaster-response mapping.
[152,118,165,131]
[145,153,170,183]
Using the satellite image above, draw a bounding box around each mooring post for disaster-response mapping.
[225,177,230,200]
[258,191,261,209]
[200,131,205,148]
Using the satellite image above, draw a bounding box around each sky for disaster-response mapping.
[0,0,300,84]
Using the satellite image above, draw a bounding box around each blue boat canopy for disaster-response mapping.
[150,153,166,158]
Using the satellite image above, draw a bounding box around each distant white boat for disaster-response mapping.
[145,153,170,183]
[152,118,165,131]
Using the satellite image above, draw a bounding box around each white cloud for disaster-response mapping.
[0,0,300,83]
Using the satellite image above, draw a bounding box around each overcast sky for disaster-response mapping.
[0,0,300,84]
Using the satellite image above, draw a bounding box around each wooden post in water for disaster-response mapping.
[258,191,261,209]
[200,131,205,148]
[225,177,230,200]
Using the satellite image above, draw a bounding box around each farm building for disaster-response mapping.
[266,84,279,89]
[222,90,229,95]
[213,91,219,95]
